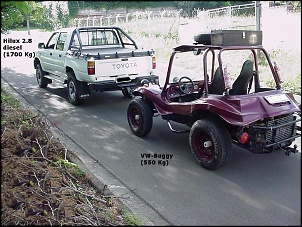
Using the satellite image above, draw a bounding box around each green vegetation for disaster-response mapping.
[121,210,144,226]
[1,87,19,107]
[281,75,301,95]
[55,159,86,178]
[1,1,46,34]
[266,75,301,95]
[1,1,68,34]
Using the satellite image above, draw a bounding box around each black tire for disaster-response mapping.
[127,98,153,137]
[36,64,49,88]
[67,73,83,105]
[189,118,232,170]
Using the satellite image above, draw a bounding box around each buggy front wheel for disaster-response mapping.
[127,98,153,137]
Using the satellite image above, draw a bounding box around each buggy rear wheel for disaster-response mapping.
[189,118,232,170]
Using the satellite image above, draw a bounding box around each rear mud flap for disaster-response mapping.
[78,82,91,99]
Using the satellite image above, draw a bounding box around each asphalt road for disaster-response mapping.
[1,31,301,226]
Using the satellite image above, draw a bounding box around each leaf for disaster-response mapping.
[29,180,34,187]
[15,1,30,14]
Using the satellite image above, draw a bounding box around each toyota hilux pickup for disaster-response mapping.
[127,30,301,170]
[34,26,158,105]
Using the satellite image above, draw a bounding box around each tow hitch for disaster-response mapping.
[284,144,298,156]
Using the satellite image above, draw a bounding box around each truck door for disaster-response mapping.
[39,32,59,72]
[52,32,68,79]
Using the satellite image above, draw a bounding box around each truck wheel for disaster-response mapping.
[36,64,49,88]
[67,74,83,105]
[189,118,232,170]
[127,98,153,137]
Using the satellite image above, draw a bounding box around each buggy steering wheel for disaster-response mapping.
[178,76,195,94]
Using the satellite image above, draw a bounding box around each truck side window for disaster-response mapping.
[56,32,67,51]
[71,33,80,48]
[46,32,59,49]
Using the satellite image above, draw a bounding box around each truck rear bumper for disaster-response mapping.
[88,75,159,92]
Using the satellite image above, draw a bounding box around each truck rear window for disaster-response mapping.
[77,29,119,46]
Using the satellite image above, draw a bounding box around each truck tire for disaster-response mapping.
[189,118,232,170]
[67,73,83,105]
[36,63,50,88]
[127,98,153,137]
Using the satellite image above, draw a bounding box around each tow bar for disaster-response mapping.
[284,144,299,156]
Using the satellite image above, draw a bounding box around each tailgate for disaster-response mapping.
[94,56,153,80]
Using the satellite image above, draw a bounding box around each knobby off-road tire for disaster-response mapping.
[67,73,83,105]
[36,64,49,88]
[127,98,153,137]
[189,118,232,170]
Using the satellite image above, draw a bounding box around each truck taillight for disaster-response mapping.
[152,56,156,69]
[87,61,95,75]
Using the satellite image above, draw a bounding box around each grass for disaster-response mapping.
[121,210,144,226]
[1,88,20,108]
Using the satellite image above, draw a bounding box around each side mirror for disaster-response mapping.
[38,43,45,49]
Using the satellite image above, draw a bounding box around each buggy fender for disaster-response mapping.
[132,85,161,97]
[192,93,300,126]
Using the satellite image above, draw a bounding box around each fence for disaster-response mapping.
[194,3,256,31]
[71,3,256,30]
[72,9,181,28]
[70,3,257,43]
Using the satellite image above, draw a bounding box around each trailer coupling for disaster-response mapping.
[283,144,299,156]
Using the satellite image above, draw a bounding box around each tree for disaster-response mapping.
[1,1,45,34]
[1,1,69,33]
[1,1,28,34]
[55,2,69,29]
[284,1,301,10]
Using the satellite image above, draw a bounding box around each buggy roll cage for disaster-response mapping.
[162,44,282,97]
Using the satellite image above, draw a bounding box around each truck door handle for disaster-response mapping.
[50,53,52,56]
[59,54,61,57]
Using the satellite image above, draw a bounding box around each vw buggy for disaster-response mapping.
[127,30,301,170]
